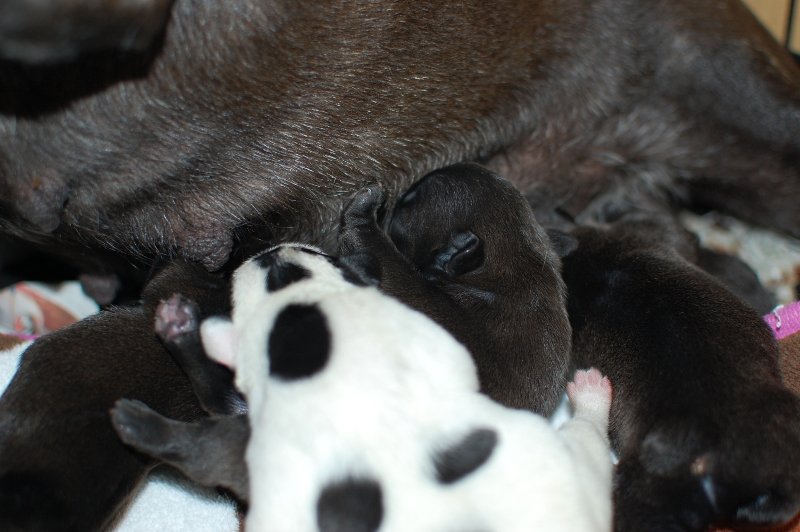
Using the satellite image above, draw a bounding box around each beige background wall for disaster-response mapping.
[742,0,799,51]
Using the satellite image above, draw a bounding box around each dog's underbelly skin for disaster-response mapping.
[4,0,798,273]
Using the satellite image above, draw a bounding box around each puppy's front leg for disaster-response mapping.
[155,294,245,416]
[558,368,614,531]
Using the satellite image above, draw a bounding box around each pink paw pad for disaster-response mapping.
[154,294,197,342]
[567,368,612,408]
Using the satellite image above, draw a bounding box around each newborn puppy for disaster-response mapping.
[558,221,800,531]
[339,163,571,416]
[113,244,614,532]
[0,259,230,531]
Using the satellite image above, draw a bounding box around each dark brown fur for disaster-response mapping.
[560,221,800,531]
[339,163,570,414]
[2,2,800,529]
[1,0,799,282]
[0,0,174,63]
[0,260,231,531]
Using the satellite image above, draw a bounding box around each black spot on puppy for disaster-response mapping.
[253,249,312,292]
[267,261,311,292]
[254,249,279,269]
[433,427,498,484]
[268,304,330,379]
[316,478,383,532]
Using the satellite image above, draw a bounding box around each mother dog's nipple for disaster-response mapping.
[13,170,68,232]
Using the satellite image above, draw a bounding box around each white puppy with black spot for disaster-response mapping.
[196,244,615,532]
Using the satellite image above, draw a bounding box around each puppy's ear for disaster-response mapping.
[547,229,578,258]
[200,317,238,370]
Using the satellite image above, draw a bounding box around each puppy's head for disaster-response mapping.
[388,163,561,291]
[201,243,478,411]
[388,163,572,413]
[200,244,347,405]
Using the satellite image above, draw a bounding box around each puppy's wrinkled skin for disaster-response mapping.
[340,163,571,415]
[559,222,800,531]
[1,0,800,282]
[0,260,231,531]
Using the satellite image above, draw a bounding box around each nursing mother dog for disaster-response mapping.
[1,0,800,529]
[0,0,799,296]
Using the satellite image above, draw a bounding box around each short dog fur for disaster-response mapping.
[557,220,800,530]
[1,0,800,287]
[3,3,800,524]
[113,244,615,532]
[0,260,231,531]
[339,163,571,415]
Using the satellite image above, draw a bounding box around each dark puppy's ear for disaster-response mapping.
[432,231,485,276]
[547,229,578,258]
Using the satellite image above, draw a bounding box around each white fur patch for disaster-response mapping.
[213,244,614,532]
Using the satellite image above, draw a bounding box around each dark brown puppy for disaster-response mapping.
[1,0,800,288]
[340,163,571,415]
[558,221,800,531]
[0,260,231,531]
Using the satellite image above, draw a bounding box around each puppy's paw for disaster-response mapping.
[154,293,199,344]
[338,185,389,264]
[567,368,612,414]
[110,399,173,452]
[341,185,386,229]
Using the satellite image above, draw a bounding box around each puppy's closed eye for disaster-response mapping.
[431,231,485,276]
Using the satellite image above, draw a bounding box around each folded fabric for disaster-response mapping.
[0,281,98,337]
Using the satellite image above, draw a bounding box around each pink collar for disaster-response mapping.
[764,301,800,340]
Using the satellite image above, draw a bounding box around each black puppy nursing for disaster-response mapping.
[340,163,572,415]
[558,219,800,530]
